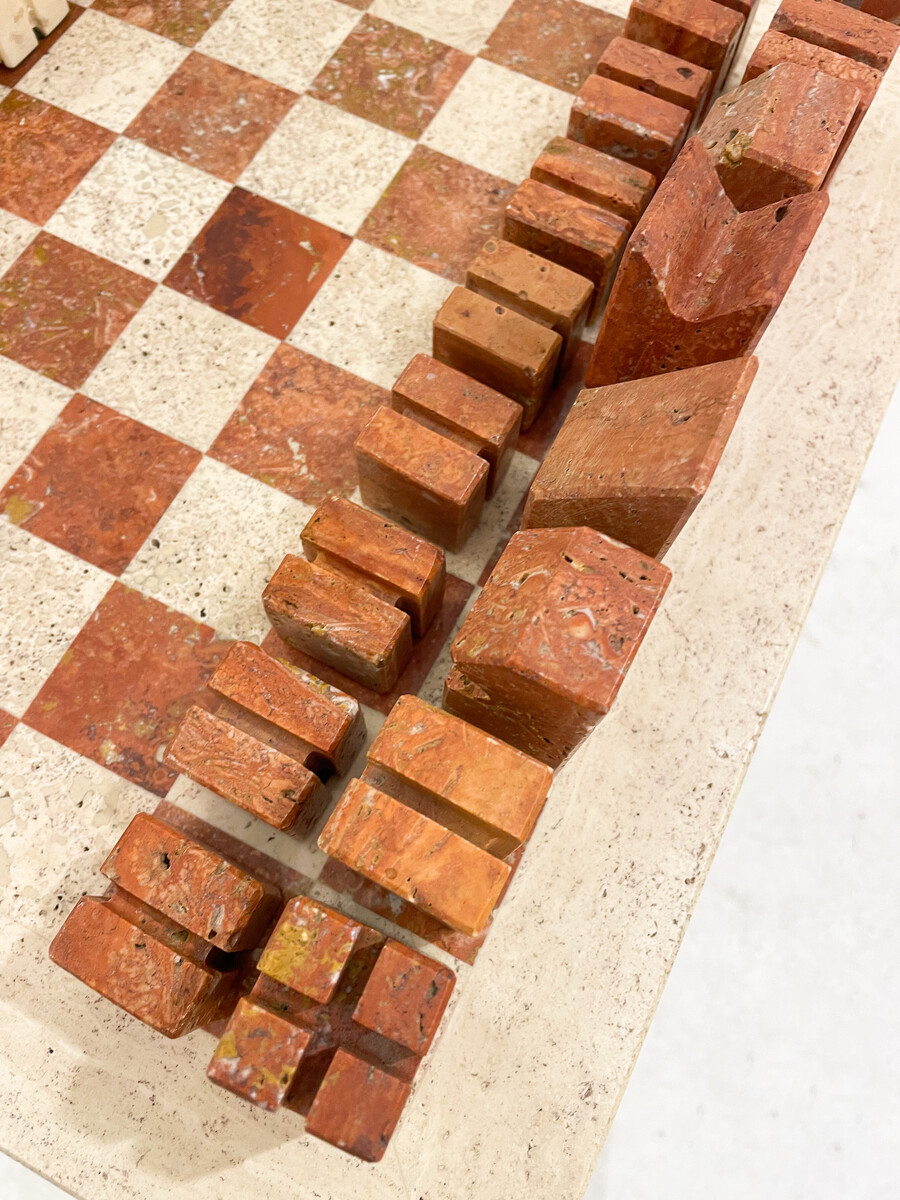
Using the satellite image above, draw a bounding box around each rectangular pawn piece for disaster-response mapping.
[466,238,593,373]
[503,179,630,316]
[770,0,900,70]
[433,286,562,431]
[208,640,365,777]
[531,136,656,225]
[319,778,511,936]
[355,405,488,552]
[391,354,521,499]
[697,63,860,208]
[208,997,314,1111]
[305,1049,411,1163]
[164,704,322,831]
[522,357,758,558]
[596,36,713,121]
[624,0,744,90]
[0,1,38,69]
[352,940,454,1056]
[301,495,446,638]
[263,554,413,693]
[568,73,691,183]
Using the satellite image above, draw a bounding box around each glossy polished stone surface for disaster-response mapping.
[530,135,656,224]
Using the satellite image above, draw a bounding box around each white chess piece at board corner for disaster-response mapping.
[0,0,68,71]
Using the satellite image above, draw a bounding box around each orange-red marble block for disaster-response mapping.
[522,358,758,557]
[770,0,900,70]
[466,238,593,372]
[502,179,630,316]
[624,0,744,90]
[354,405,489,552]
[531,136,656,224]
[164,704,322,831]
[447,527,671,765]
[301,495,446,638]
[208,640,365,777]
[263,554,413,693]
[697,63,859,208]
[595,35,713,119]
[391,354,522,499]
[433,286,562,430]
[858,0,899,23]
[584,138,828,387]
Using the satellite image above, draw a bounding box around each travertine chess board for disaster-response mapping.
[0,0,898,1196]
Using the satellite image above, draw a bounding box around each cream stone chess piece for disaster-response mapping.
[0,0,67,69]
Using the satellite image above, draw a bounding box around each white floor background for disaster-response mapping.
[3,387,898,1200]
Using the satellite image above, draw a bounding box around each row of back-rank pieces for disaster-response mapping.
[50,0,900,1164]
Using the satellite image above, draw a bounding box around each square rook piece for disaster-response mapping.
[433,286,562,431]
[770,0,900,71]
[568,73,691,183]
[697,63,861,209]
[320,694,552,934]
[355,405,489,553]
[624,0,744,92]
[391,354,522,498]
[503,179,630,317]
[531,137,656,225]
[595,36,713,121]
[466,239,593,373]
[446,528,672,766]
[584,138,828,387]
[261,498,446,693]
[207,895,455,1161]
[49,812,282,1037]
[522,357,759,557]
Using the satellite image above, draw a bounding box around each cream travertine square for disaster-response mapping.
[369,0,514,54]
[445,450,536,584]
[45,139,230,282]
[239,96,413,236]
[0,210,37,277]
[120,457,316,641]
[0,359,71,485]
[84,287,277,451]
[17,10,188,132]
[288,239,453,389]
[198,0,360,93]
[421,57,572,183]
[0,524,111,718]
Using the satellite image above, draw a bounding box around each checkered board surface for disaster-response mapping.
[0,0,632,959]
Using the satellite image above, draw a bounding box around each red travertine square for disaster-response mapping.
[101,813,280,952]
[596,35,713,117]
[466,238,593,372]
[305,1049,411,1163]
[367,694,552,857]
[433,286,562,430]
[449,527,671,765]
[257,896,361,1004]
[522,358,758,557]
[301,495,446,638]
[164,704,322,831]
[319,778,512,936]
[624,0,744,89]
[263,554,413,693]
[353,941,455,1055]
[355,405,489,552]
[531,136,656,224]
[208,998,313,1111]
[391,354,522,499]
[207,640,365,777]
[770,0,900,70]
[697,63,860,208]
[503,179,631,317]
[568,73,691,182]
[584,138,828,387]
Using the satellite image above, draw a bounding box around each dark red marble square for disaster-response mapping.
[0,5,82,88]
[482,0,625,93]
[0,394,200,575]
[92,0,232,47]
[309,15,471,138]
[126,53,297,183]
[358,145,515,282]
[0,91,115,225]
[164,188,350,338]
[24,583,231,796]
[0,708,17,751]
[209,344,389,505]
[261,572,473,715]
[0,233,155,388]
